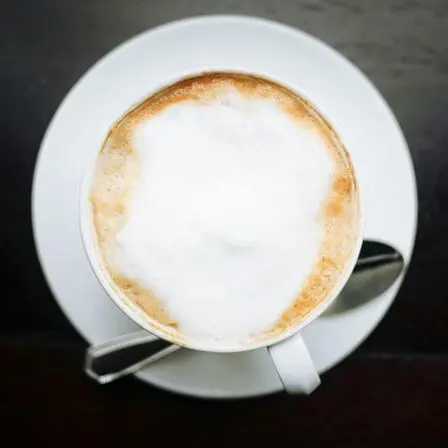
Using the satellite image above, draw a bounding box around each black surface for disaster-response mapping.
[1,344,447,446]
[1,0,448,443]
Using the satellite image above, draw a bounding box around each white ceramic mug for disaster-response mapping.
[79,138,363,395]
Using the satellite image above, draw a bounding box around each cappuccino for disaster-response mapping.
[88,72,360,346]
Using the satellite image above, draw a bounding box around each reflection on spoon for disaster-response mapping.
[324,240,404,315]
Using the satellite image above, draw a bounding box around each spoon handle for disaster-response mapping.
[85,331,181,384]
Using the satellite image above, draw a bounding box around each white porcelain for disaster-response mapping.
[32,16,417,399]
[269,333,322,394]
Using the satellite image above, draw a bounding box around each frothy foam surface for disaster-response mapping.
[89,73,359,347]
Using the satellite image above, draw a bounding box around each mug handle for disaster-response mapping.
[268,332,320,394]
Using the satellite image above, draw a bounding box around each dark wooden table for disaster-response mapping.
[1,0,447,445]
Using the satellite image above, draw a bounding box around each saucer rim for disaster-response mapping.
[32,15,418,399]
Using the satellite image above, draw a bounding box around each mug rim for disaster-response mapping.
[78,73,364,354]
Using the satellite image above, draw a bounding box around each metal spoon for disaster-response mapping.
[85,240,404,384]
[85,332,181,384]
[324,240,404,315]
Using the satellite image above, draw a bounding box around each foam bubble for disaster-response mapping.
[110,89,334,342]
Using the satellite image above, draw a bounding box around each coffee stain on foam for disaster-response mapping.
[90,117,185,341]
[88,71,361,347]
[269,160,361,338]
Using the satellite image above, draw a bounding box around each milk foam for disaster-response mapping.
[112,89,334,343]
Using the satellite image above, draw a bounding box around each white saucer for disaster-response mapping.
[32,16,417,399]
